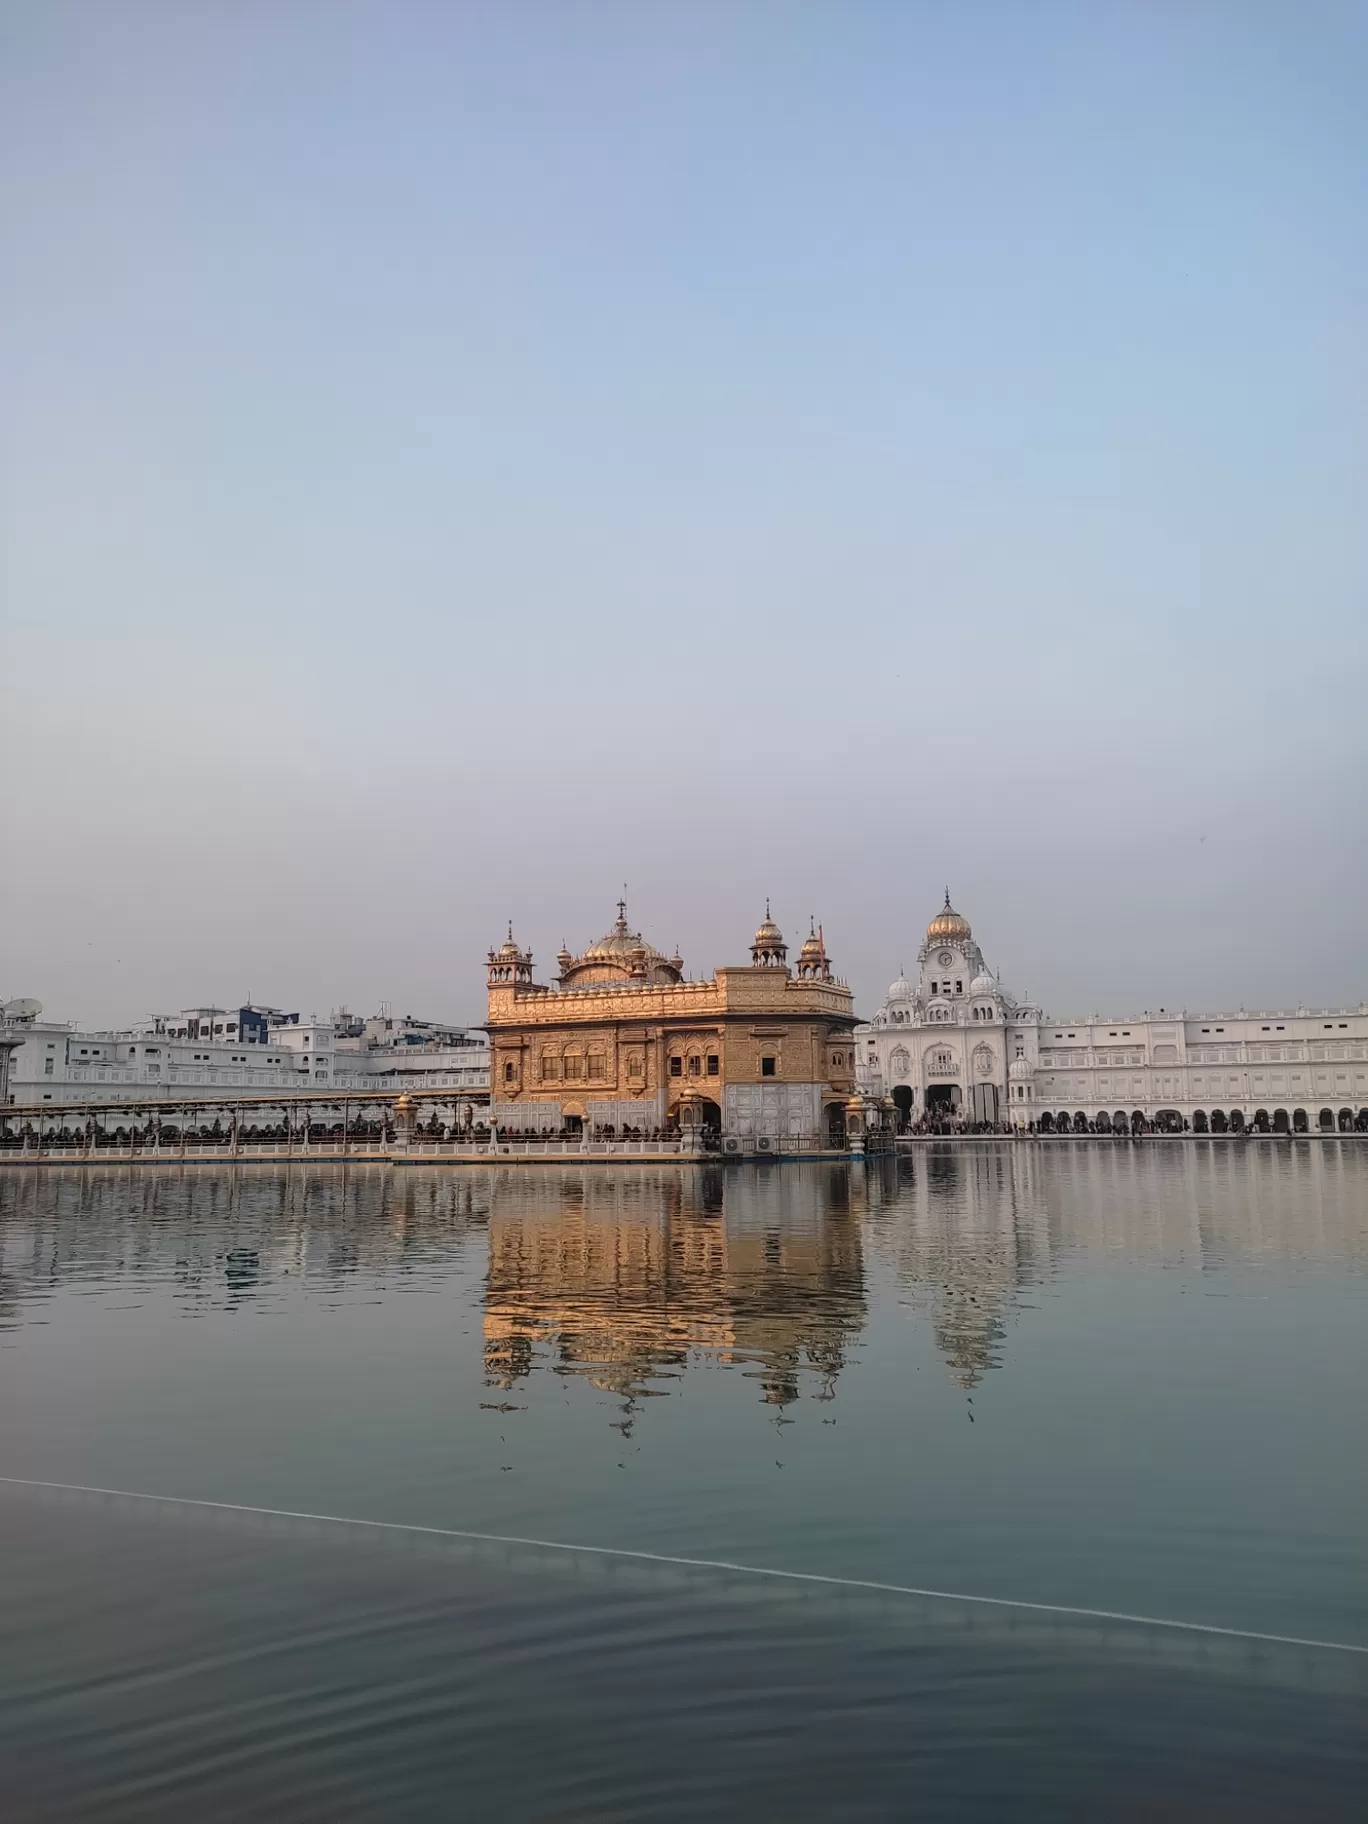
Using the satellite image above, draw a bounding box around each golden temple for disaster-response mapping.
[486,900,860,1148]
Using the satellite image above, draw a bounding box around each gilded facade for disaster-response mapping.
[486,901,859,1146]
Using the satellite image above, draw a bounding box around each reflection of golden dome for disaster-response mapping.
[927,890,971,943]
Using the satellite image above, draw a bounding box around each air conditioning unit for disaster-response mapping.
[755,1135,775,1154]
[722,1135,743,1155]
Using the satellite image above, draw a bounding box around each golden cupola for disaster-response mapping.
[488,923,534,986]
[556,899,684,989]
[796,920,832,981]
[751,901,787,968]
[926,890,972,944]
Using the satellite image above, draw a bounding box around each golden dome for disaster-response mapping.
[926,890,971,943]
[394,1092,415,1114]
[581,901,668,967]
[559,899,683,987]
[754,915,784,949]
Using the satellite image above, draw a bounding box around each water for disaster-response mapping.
[1,1142,1365,1818]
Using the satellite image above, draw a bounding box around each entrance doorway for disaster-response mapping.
[925,1084,960,1120]
[891,1086,913,1130]
[969,1083,999,1125]
[825,1103,847,1148]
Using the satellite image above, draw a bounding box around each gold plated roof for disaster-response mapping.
[926,890,971,943]
[558,899,683,987]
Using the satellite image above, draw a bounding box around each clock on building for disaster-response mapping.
[937,950,953,967]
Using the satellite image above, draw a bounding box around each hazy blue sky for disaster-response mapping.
[4,1,1365,1029]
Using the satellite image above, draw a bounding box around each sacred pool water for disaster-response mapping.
[1,1143,1364,1819]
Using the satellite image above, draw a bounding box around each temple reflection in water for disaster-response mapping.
[1,1142,1364,1402]
[481,1164,866,1407]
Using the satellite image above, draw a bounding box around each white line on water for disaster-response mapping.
[2,1475,1363,1658]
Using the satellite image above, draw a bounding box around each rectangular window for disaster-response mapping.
[44,1059,54,1075]
[761,1056,776,1077]
[586,1051,604,1079]
[706,1055,719,1076]
[956,981,962,993]
[503,1061,515,1083]
[564,1055,582,1081]
[626,1055,643,1080]
[687,1055,701,1076]
[669,1057,682,1078]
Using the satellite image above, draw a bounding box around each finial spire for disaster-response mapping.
[944,886,951,908]
[765,896,771,919]
[507,919,513,941]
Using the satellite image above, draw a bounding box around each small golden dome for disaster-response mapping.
[926,889,971,943]
[753,899,785,950]
[394,1092,415,1114]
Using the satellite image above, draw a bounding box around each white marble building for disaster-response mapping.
[0,998,490,1111]
[856,895,1368,1135]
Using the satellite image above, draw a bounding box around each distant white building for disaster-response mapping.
[857,894,1368,1135]
[354,1010,489,1093]
[0,998,490,1111]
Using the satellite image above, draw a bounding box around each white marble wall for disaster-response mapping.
[587,1096,666,1128]
[724,1081,822,1140]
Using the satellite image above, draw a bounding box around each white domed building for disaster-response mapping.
[857,890,1368,1134]
[856,892,1044,1128]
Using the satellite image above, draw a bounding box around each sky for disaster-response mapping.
[3,1,1365,1030]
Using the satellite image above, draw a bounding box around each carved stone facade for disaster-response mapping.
[486,902,859,1145]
